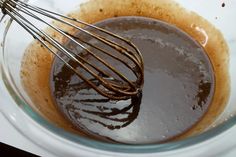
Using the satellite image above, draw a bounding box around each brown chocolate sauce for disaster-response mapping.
[20,0,230,144]
[50,17,215,144]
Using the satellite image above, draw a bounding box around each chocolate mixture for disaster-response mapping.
[50,17,215,144]
[20,0,229,145]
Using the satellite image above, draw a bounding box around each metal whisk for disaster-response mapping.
[0,0,144,100]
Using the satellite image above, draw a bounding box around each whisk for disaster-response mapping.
[0,0,144,100]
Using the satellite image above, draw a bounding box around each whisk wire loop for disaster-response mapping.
[0,0,144,100]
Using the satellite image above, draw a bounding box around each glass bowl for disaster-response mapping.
[0,0,236,156]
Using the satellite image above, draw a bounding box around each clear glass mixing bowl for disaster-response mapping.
[0,0,236,156]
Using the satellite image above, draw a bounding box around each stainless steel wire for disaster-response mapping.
[0,0,144,100]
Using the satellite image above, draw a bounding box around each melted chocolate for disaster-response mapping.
[50,16,214,144]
